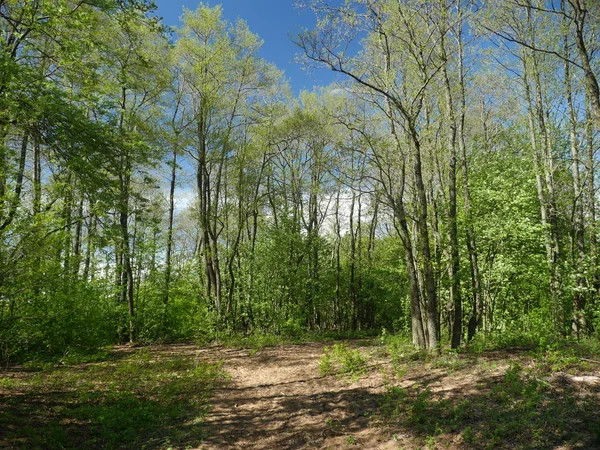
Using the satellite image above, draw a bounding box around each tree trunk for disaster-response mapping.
[197,113,221,314]
[118,86,135,343]
[349,190,357,331]
[568,0,600,123]
[564,29,586,337]
[410,126,439,351]
[454,3,482,341]
[394,198,426,348]
[585,101,597,320]
[0,131,27,232]
[163,148,177,330]
[334,189,341,328]
[83,211,96,282]
[522,45,562,333]
[440,15,462,348]
[72,196,84,278]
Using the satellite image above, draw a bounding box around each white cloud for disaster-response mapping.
[174,186,196,212]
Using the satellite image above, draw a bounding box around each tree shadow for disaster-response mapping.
[380,362,600,449]
[0,349,225,450]
[199,386,383,449]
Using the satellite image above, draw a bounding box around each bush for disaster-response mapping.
[318,343,368,379]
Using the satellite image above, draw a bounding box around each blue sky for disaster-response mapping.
[153,0,343,94]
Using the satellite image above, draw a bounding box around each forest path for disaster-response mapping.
[196,341,399,450]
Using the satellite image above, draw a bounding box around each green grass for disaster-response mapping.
[0,347,228,449]
[318,343,368,380]
[380,340,600,449]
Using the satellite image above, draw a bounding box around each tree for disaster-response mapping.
[483,0,600,336]
[297,0,479,349]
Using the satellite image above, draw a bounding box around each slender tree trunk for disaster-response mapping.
[118,178,135,343]
[366,192,379,328]
[440,18,462,348]
[197,113,220,313]
[356,192,363,330]
[0,126,8,217]
[163,148,177,330]
[33,136,41,217]
[368,192,379,262]
[534,47,562,330]
[71,196,84,278]
[523,47,561,332]
[569,0,600,331]
[394,197,426,347]
[453,3,482,341]
[585,101,597,312]
[118,86,135,343]
[0,131,27,232]
[227,163,246,325]
[410,126,439,350]
[83,211,96,282]
[334,189,341,329]
[349,190,357,331]
[61,173,73,275]
[568,0,600,123]
[565,30,586,337]
[380,31,429,347]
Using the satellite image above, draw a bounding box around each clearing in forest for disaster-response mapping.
[1,339,599,449]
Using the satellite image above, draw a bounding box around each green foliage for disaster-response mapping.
[0,348,228,449]
[1,0,599,371]
[318,343,368,379]
[381,348,600,449]
[464,328,558,355]
[0,277,117,362]
[381,331,429,371]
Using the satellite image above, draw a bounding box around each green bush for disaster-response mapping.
[318,343,368,379]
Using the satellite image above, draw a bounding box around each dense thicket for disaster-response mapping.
[1,0,599,359]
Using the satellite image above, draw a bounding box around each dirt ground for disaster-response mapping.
[191,341,600,450]
[195,341,398,450]
[3,341,598,449]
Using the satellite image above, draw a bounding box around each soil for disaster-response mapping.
[195,340,397,450]
[3,341,598,449]
[192,342,600,450]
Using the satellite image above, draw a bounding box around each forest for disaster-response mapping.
[2,1,600,449]
[0,0,599,359]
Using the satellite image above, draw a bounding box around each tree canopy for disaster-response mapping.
[1,0,600,360]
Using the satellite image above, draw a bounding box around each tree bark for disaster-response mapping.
[163,147,177,330]
[440,8,462,348]
[564,27,587,337]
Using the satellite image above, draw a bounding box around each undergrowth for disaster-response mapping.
[0,347,228,449]
[318,343,368,380]
[379,331,600,449]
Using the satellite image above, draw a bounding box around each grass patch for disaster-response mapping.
[431,350,471,372]
[318,343,368,380]
[0,347,228,449]
[380,350,600,449]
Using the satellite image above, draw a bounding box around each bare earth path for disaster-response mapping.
[196,341,398,450]
[2,341,598,449]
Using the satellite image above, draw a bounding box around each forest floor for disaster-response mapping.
[1,338,600,449]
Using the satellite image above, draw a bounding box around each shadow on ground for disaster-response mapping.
[200,386,381,449]
[379,361,600,449]
[2,343,599,449]
[0,346,225,449]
